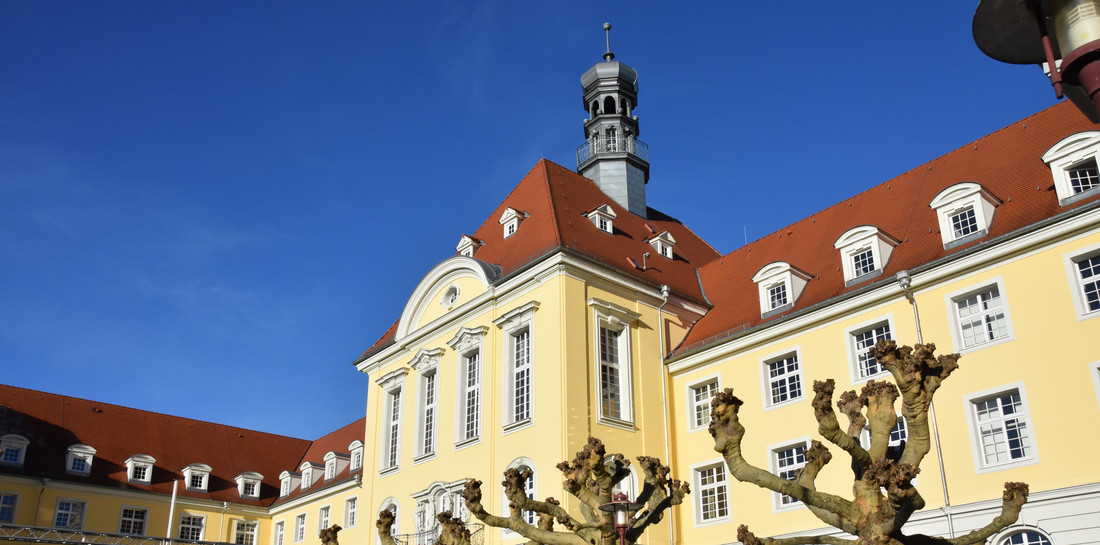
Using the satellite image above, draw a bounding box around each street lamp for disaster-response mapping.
[974,0,1100,122]
[598,492,643,545]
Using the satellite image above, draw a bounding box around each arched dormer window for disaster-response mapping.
[834,226,899,286]
[752,262,812,318]
[66,444,96,476]
[278,470,300,497]
[234,471,263,499]
[1042,130,1100,205]
[929,182,1001,248]
[183,463,212,491]
[124,454,156,484]
[0,435,29,467]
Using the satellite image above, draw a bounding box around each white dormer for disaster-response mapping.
[585,204,618,234]
[647,230,677,259]
[183,463,212,491]
[498,207,526,238]
[456,235,483,257]
[322,451,350,481]
[66,444,96,476]
[751,262,813,318]
[279,470,301,497]
[124,454,156,484]
[833,226,899,285]
[929,182,1001,248]
[348,440,364,472]
[1042,131,1100,205]
[0,434,29,467]
[299,462,323,490]
[234,471,263,499]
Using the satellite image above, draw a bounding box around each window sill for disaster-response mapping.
[761,303,794,320]
[502,418,532,435]
[596,416,635,432]
[772,500,805,513]
[844,269,883,288]
[378,466,400,478]
[692,516,731,528]
[1059,185,1100,206]
[762,398,804,413]
[974,456,1039,475]
[943,229,988,250]
[454,436,481,451]
[955,334,1015,355]
[412,452,437,465]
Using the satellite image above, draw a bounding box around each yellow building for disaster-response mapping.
[6,37,1100,545]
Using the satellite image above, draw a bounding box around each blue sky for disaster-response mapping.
[0,1,1062,439]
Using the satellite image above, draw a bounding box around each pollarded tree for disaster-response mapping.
[444,436,687,545]
[709,340,1029,545]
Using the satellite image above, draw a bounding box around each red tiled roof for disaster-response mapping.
[675,100,1099,354]
[271,417,366,504]
[0,384,363,507]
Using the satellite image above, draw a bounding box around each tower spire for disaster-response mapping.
[603,22,615,61]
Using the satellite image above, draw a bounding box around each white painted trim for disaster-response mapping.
[758,346,805,411]
[766,436,812,512]
[689,457,731,527]
[843,314,896,385]
[684,372,722,433]
[961,381,1040,475]
[943,276,1016,354]
[1062,239,1100,321]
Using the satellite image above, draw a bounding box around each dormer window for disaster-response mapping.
[752,262,812,318]
[929,182,1001,248]
[66,444,96,476]
[125,454,156,484]
[278,471,300,497]
[322,452,349,481]
[834,226,899,286]
[499,207,526,238]
[183,463,212,492]
[348,441,364,472]
[299,462,322,490]
[647,231,677,260]
[0,435,29,467]
[456,235,483,257]
[585,204,617,234]
[1043,131,1100,205]
[235,471,263,499]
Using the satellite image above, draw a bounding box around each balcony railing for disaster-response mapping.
[391,523,483,545]
[0,524,237,545]
[576,136,649,166]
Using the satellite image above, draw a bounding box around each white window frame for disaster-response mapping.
[1042,130,1100,205]
[234,520,257,545]
[585,204,617,234]
[929,182,1000,248]
[690,459,730,526]
[294,514,306,543]
[300,463,320,490]
[963,382,1039,474]
[686,373,722,432]
[318,506,330,531]
[502,458,537,536]
[179,514,205,541]
[273,521,284,545]
[1064,242,1100,320]
[66,444,96,476]
[344,497,358,528]
[768,437,811,511]
[124,454,156,484]
[0,493,18,524]
[183,463,211,492]
[118,506,148,536]
[54,498,86,529]
[499,207,525,238]
[376,368,409,475]
[349,441,364,472]
[996,528,1054,545]
[752,262,811,318]
[945,277,1015,353]
[589,298,640,427]
[759,347,805,410]
[410,348,443,462]
[448,326,489,449]
[495,302,539,433]
[235,472,263,499]
[833,226,898,286]
[0,435,29,467]
[844,316,896,383]
[279,471,299,497]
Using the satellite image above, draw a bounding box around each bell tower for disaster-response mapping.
[576,23,650,218]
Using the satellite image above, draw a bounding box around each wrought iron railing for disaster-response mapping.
[391,523,482,545]
[0,524,236,545]
[576,136,649,166]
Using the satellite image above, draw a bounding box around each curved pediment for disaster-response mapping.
[395,256,501,340]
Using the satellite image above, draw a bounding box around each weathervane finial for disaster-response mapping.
[603,22,615,61]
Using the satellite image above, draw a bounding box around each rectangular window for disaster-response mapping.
[1077,255,1100,313]
[463,351,481,441]
[973,390,1033,467]
[294,514,306,543]
[773,443,807,507]
[852,248,876,277]
[0,494,16,524]
[344,498,357,528]
[325,462,335,481]
[54,500,85,529]
[180,515,204,541]
[384,390,402,469]
[421,373,437,456]
[70,457,87,473]
[690,380,719,429]
[950,207,979,239]
[599,326,623,419]
[852,322,892,379]
[319,506,330,531]
[243,482,257,497]
[130,464,149,482]
[1069,157,1100,194]
[694,464,728,523]
[1,448,21,464]
[120,508,147,535]
[512,330,532,423]
[767,283,788,310]
[765,353,803,406]
[273,522,284,545]
[280,480,290,497]
[351,451,362,470]
[189,474,204,489]
[234,521,257,545]
[955,285,1009,348]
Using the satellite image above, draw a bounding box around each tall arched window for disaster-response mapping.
[1001,529,1052,545]
[603,96,617,115]
[378,498,399,545]
[503,458,537,531]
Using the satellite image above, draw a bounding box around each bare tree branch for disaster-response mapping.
[812,380,872,470]
[946,482,1029,545]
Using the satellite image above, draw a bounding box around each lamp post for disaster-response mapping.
[974,0,1100,122]
[598,492,643,545]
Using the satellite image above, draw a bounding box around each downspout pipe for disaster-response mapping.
[896,271,954,539]
[656,284,675,545]
[166,480,179,539]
